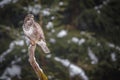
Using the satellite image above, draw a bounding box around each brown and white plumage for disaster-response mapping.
[22,14,50,53]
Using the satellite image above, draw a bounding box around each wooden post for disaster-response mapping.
[28,44,48,80]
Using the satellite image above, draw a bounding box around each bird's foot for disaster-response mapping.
[30,41,36,46]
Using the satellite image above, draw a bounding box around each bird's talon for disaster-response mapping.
[30,41,35,46]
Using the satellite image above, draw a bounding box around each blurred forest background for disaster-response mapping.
[0,0,120,80]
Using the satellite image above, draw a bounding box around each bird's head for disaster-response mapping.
[24,14,34,26]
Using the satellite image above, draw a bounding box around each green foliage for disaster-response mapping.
[0,0,120,80]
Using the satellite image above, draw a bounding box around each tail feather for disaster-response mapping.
[37,40,50,53]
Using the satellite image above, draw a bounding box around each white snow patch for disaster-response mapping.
[48,75,54,79]
[42,8,50,16]
[0,65,21,80]
[97,10,101,14]
[88,47,98,64]
[49,38,56,43]
[94,6,99,10]
[57,30,67,38]
[71,37,85,45]
[54,57,88,80]
[0,0,18,7]
[94,4,103,10]
[116,46,120,51]
[51,16,55,20]
[103,0,110,5]
[54,57,70,67]
[111,52,116,61]
[59,1,64,6]
[0,42,14,62]
[14,40,24,46]
[97,42,101,46]
[21,35,30,45]
[79,38,85,45]
[0,0,11,6]
[80,31,86,35]
[108,43,115,48]
[0,40,24,62]
[11,57,22,65]
[107,43,120,51]
[46,54,52,58]
[94,0,110,14]
[21,49,26,53]
[71,37,79,43]
[12,0,18,3]
[46,55,88,80]
[46,22,53,29]
[69,64,88,80]
[51,29,55,33]
[24,4,41,15]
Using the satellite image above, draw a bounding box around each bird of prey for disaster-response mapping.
[22,14,50,53]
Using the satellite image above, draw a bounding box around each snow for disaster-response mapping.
[69,64,88,80]
[0,60,21,80]
[71,37,79,43]
[11,57,22,65]
[94,4,103,10]
[48,75,54,79]
[14,40,24,46]
[111,52,116,61]
[24,4,41,15]
[57,30,67,38]
[94,6,99,10]
[46,54,52,58]
[0,0,11,7]
[0,0,18,7]
[51,29,55,33]
[108,43,115,48]
[116,46,120,51]
[94,0,110,14]
[71,37,85,45]
[59,1,64,6]
[0,65,21,80]
[55,57,88,79]
[88,47,98,64]
[97,10,101,14]
[107,43,120,51]
[0,40,24,62]
[103,0,110,5]
[0,43,14,62]
[46,55,88,80]
[97,42,101,46]
[54,57,70,67]
[12,0,18,3]
[54,57,88,80]
[94,6,101,14]
[51,16,55,20]
[80,31,86,35]
[42,8,50,16]
[49,38,56,43]
[79,38,85,45]
[21,49,26,53]
[46,22,53,29]
[23,36,30,45]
